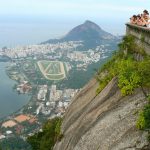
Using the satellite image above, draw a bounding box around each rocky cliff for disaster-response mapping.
[52,25,150,150]
[126,23,150,55]
[54,76,150,150]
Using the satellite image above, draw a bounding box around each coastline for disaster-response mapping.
[0,61,31,121]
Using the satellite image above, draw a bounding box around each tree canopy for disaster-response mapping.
[27,117,62,150]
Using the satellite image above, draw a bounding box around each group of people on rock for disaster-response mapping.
[130,10,150,27]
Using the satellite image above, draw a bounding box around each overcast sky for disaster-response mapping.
[1,0,149,27]
[0,0,148,16]
[0,0,149,47]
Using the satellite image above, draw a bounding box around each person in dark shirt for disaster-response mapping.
[130,15,137,24]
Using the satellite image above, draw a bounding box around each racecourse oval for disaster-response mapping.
[37,60,66,80]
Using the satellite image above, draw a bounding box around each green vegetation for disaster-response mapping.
[37,61,66,80]
[117,58,141,95]
[136,94,150,134]
[46,74,64,80]
[136,103,150,130]
[136,96,150,143]
[0,136,31,150]
[96,34,150,142]
[27,117,63,150]
[42,61,51,70]
[46,62,60,74]
[96,35,150,96]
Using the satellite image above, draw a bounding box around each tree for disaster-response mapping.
[138,57,150,87]
[117,58,141,95]
[27,118,62,150]
[118,35,136,56]
[137,104,150,130]
[0,137,31,150]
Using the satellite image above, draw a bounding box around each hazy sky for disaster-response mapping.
[0,0,149,47]
[0,0,149,16]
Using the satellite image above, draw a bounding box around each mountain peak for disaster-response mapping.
[82,20,102,31]
[42,20,115,49]
[84,20,95,24]
[84,20,100,27]
[63,20,113,43]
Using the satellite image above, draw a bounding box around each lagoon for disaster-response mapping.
[0,62,30,119]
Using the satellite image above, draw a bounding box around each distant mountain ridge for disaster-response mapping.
[63,20,114,41]
[42,20,116,49]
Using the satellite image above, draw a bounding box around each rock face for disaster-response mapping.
[126,23,150,55]
[54,77,150,150]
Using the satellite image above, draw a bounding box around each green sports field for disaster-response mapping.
[37,60,66,80]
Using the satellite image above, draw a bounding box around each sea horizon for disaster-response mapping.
[0,20,125,48]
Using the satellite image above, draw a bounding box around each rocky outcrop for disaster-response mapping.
[126,23,150,55]
[54,77,150,150]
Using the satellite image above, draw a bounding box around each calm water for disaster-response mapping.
[0,62,30,119]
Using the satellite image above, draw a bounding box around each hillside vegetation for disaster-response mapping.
[96,35,150,95]
[96,35,150,139]
[27,118,63,150]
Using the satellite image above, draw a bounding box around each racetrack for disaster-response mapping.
[37,60,66,80]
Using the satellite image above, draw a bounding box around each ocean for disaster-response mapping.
[0,21,124,48]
